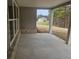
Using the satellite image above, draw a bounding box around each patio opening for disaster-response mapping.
[50,4,71,41]
[36,9,49,33]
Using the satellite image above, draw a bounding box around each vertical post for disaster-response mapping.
[18,6,20,30]
[7,6,10,50]
[66,19,71,44]
[12,0,15,35]
[49,9,54,34]
[68,31,71,45]
[66,28,71,44]
[66,5,71,44]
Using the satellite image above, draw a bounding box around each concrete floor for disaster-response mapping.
[15,33,71,59]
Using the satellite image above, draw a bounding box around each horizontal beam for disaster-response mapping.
[51,1,71,9]
[34,1,71,9]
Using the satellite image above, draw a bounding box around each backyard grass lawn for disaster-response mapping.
[36,24,68,41]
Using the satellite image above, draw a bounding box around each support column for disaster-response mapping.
[68,32,71,45]
[66,5,71,44]
[49,9,54,34]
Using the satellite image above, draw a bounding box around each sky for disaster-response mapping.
[37,9,49,16]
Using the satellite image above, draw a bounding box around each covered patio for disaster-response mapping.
[8,0,71,59]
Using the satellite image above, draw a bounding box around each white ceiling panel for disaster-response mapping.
[16,0,70,8]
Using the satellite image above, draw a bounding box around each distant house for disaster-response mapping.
[38,17,47,22]
[37,15,49,22]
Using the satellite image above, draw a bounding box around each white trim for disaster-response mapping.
[14,0,18,7]
[12,0,16,35]
[68,31,71,45]
[8,19,16,21]
[13,31,21,58]
[8,0,20,48]
[10,29,19,47]
[49,9,54,33]
[7,10,10,50]
[18,7,20,29]
[13,0,19,33]
[10,30,21,59]
[12,0,14,19]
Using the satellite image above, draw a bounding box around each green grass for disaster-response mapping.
[37,20,49,25]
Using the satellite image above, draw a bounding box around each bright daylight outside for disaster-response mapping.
[36,9,49,33]
[36,5,71,41]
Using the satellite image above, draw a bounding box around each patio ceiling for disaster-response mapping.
[16,0,70,8]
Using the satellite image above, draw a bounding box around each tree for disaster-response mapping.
[54,7,66,19]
